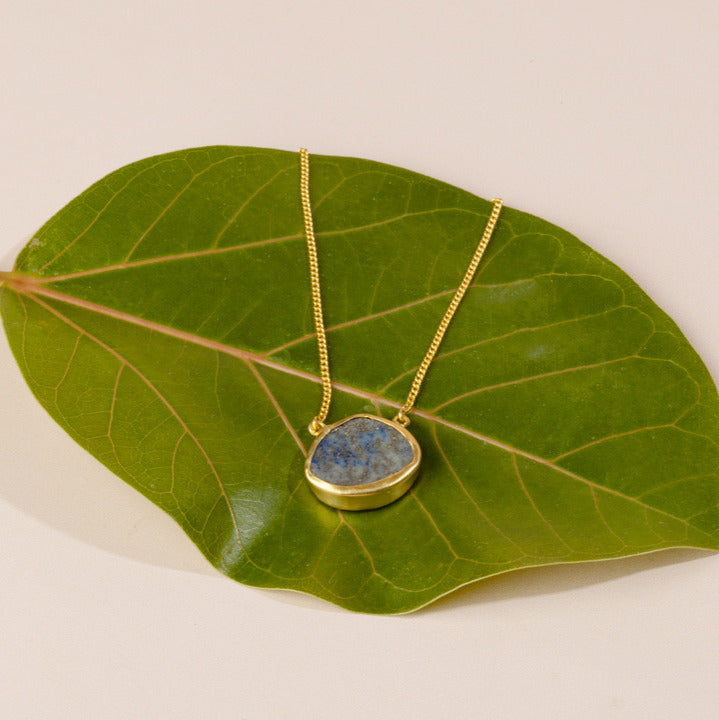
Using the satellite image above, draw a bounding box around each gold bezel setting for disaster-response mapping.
[304,414,421,511]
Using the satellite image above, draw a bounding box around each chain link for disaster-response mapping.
[299,148,502,433]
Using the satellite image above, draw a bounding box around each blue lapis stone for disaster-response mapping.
[309,416,414,487]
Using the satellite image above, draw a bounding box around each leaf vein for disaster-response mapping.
[511,454,575,555]
[432,354,639,412]
[123,153,248,263]
[430,422,527,556]
[36,156,180,273]
[211,164,295,249]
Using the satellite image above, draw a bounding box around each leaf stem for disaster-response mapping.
[0,271,38,291]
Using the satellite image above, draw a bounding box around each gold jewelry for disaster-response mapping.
[300,148,503,510]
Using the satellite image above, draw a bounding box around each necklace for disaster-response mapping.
[299,148,503,510]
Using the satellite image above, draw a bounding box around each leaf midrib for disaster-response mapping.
[3,275,714,545]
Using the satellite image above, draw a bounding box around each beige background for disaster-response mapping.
[1,1,718,718]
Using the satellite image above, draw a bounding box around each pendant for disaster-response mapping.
[305,414,421,511]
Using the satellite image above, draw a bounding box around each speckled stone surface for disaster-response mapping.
[309,416,414,486]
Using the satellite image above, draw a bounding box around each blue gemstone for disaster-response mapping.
[309,416,414,487]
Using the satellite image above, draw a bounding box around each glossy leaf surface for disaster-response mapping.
[1,146,718,613]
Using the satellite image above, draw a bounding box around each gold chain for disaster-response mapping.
[300,148,503,435]
[300,148,333,436]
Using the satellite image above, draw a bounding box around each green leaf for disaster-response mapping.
[1,146,718,613]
